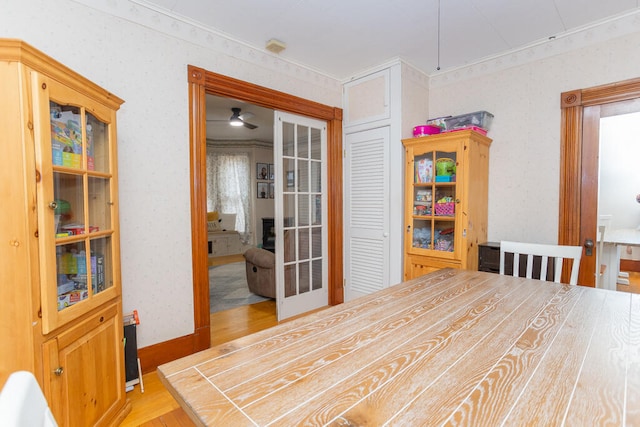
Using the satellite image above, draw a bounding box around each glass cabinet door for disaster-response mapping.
[39,82,118,332]
[410,146,459,255]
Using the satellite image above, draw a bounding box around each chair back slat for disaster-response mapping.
[499,241,583,285]
[539,256,549,280]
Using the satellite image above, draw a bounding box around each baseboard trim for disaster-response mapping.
[138,325,210,374]
[620,259,640,273]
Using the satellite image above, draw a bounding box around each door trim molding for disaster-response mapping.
[190,67,344,344]
[138,67,344,373]
[559,76,640,284]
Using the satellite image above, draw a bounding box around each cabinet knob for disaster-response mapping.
[54,367,64,376]
[48,201,58,210]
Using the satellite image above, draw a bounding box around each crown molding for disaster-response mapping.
[70,0,341,91]
[430,9,640,88]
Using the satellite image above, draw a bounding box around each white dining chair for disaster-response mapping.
[499,241,583,285]
[0,371,58,426]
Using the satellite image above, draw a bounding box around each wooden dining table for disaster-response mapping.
[157,269,640,426]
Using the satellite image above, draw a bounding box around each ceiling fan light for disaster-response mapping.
[229,117,243,126]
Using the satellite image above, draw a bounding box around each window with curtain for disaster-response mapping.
[206,147,251,243]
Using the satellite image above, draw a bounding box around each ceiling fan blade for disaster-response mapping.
[206,108,258,129]
[243,121,258,129]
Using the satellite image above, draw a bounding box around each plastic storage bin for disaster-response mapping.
[444,111,493,131]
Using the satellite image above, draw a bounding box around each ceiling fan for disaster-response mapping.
[207,107,258,129]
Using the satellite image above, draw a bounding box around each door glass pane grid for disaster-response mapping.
[88,176,111,232]
[50,102,83,169]
[86,112,109,173]
[434,220,455,252]
[410,148,458,253]
[55,234,114,312]
[433,150,456,253]
[310,128,321,160]
[299,261,310,294]
[311,227,322,258]
[310,161,321,193]
[284,264,296,297]
[279,117,326,304]
[283,229,296,263]
[298,159,309,192]
[49,100,114,315]
[312,259,322,290]
[54,173,85,237]
[283,122,295,157]
[283,158,296,195]
[298,228,310,260]
[298,194,310,227]
[56,241,88,311]
[297,125,309,159]
[90,236,113,294]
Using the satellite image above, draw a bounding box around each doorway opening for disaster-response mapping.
[559,77,640,291]
[188,66,343,351]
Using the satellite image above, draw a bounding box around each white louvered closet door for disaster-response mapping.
[344,127,390,301]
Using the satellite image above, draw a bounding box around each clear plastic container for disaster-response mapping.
[444,111,493,131]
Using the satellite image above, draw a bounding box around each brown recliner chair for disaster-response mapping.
[243,247,276,299]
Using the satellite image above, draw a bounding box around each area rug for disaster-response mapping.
[209,262,270,313]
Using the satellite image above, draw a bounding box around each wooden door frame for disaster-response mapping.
[188,67,344,343]
[559,76,640,285]
[139,66,343,372]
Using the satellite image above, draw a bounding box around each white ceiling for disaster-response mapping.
[172,0,640,141]
[142,0,639,79]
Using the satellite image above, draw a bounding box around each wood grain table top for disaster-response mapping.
[157,269,640,426]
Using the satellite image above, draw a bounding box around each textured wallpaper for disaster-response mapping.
[1,0,341,348]
[4,0,640,348]
[429,24,640,245]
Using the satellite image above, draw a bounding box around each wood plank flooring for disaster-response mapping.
[120,300,277,426]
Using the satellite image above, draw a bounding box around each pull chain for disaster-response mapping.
[437,0,441,71]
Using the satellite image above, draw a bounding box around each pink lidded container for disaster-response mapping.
[413,125,441,137]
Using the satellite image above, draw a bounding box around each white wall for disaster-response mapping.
[6,0,640,349]
[599,113,640,261]
[1,0,341,348]
[429,14,640,245]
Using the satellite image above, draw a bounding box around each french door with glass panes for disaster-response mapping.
[274,112,328,320]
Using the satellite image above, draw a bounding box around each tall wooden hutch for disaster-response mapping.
[0,39,130,425]
[403,130,491,280]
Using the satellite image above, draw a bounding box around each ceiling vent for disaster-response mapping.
[265,39,286,54]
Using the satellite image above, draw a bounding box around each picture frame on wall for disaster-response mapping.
[286,171,294,188]
[257,182,269,199]
[269,183,275,199]
[268,164,275,180]
[257,163,268,180]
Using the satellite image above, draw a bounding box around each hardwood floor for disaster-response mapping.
[617,270,640,294]
[120,300,277,426]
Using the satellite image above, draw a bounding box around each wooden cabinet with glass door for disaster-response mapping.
[0,39,130,425]
[402,130,491,280]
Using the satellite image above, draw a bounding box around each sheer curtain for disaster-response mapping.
[206,147,252,243]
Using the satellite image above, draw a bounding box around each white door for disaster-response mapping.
[344,127,390,301]
[274,112,328,321]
